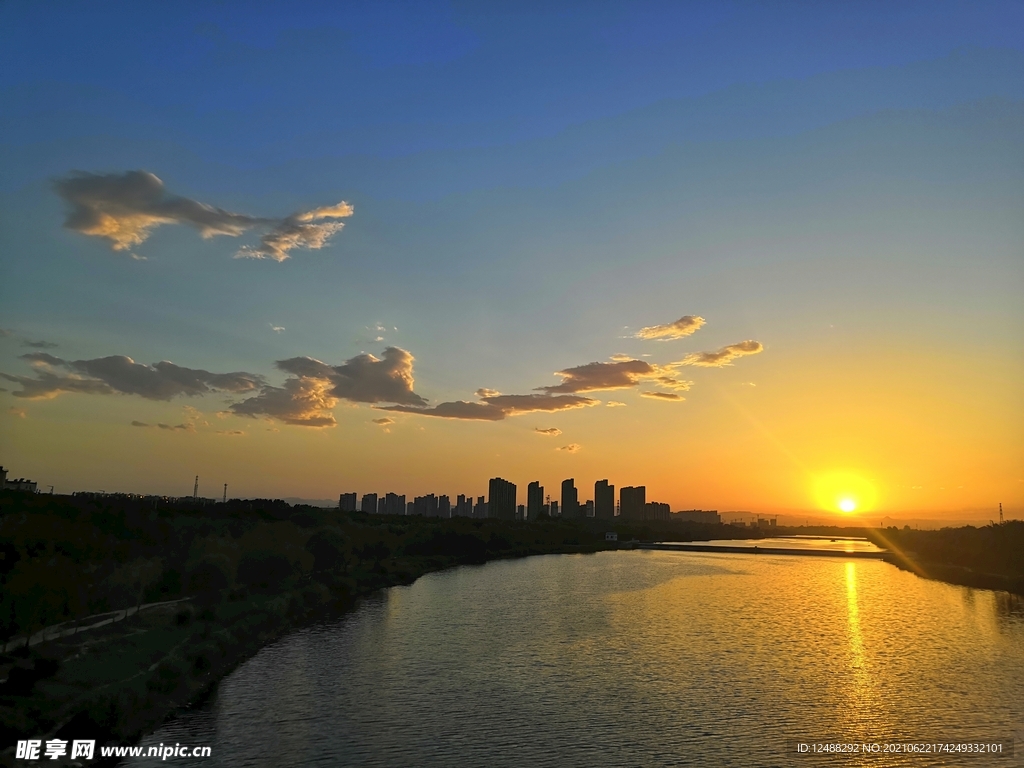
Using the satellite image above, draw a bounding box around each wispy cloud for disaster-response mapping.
[634,315,705,340]
[21,340,59,349]
[270,324,286,334]
[130,420,195,432]
[558,443,581,453]
[679,340,763,367]
[534,427,562,436]
[640,391,684,401]
[55,170,352,261]
[372,417,395,426]
[380,393,597,421]
[606,401,626,407]
[9,407,27,418]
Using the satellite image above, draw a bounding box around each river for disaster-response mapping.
[135,550,1024,767]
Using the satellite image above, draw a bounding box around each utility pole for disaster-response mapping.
[223,483,227,503]
[999,503,1004,524]
[193,475,199,499]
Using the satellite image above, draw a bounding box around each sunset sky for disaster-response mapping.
[1,2,1021,519]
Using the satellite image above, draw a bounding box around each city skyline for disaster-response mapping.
[1,2,1021,520]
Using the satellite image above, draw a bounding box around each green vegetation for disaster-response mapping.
[0,492,655,762]
[867,522,1024,595]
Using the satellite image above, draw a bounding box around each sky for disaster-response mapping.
[1,1,1022,520]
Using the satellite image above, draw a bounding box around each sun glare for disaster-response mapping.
[813,471,877,515]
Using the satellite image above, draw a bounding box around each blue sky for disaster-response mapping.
[1,1,1021,514]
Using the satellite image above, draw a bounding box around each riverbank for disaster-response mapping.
[1,492,631,766]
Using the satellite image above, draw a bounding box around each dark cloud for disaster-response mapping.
[4,353,263,400]
[635,315,705,340]
[55,170,352,261]
[21,340,59,349]
[372,417,395,425]
[679,340,764,367]
[538,359,659,393]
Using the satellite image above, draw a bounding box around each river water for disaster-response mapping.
[136,550,1024,767]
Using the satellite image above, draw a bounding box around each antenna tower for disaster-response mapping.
[193,475,199,499]
[999,503,1004,524]
[223,483,228,503]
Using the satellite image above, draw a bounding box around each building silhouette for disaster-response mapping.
[561,478,579,519]
[582,499,594,517]
[645,501,670,521]
[488,477,517,520]
[620,486,646,520]
[339,492,357,512]
[550,500,559,517]
[473,496,487,518]
[527,481,544,520]
[595,479,614,520]
[385,493,406,515]
[439,495,451,518]
[360,493,378,514]
[673,510,720,524]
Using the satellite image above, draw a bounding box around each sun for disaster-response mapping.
[812,471,877,515]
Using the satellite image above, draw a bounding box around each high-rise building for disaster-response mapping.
[645,501,670,521]
[360,493,378,514]
[439,495,451,518]
[407,500,415,515]
[488,477,517,520]
[620,486,646,520]
[473,496,487,518]
[561,478,579,519]
[385,493,406,515]
[455,494,473,517]
[594,479,614,520]
[517,504,525,521]
[414,494,439,517]
[339,492,357,512]
[550,500,559,517]
[582,499,594,517]
[527,481,544,520]
[377,496,387,515]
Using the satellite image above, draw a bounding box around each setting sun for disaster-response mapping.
[813,471,877,515]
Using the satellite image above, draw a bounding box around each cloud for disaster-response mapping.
[270,324,286,334]
[475,388,501,398]
[534,427,562,436]
[380,392,597,421]
[229,376,339,427]
[635,315,705,340]
[558,444,581,453]
[22,340,59,349]
[640,391,684,401]
[678,340,764,367]
[372,417,395,425]
[9,407,27,418]
[0,329,12,338]
[236,203,353,262]
[539,358,662,393]
[606,401,626,407]
[4,353,264,400]
[130,420,195,432]
[655,376,692,391]
[609,353,633,361]
[216,430,246,436]
[275,347,426,407]
[381,400,506,421]
[55,170,352,261]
